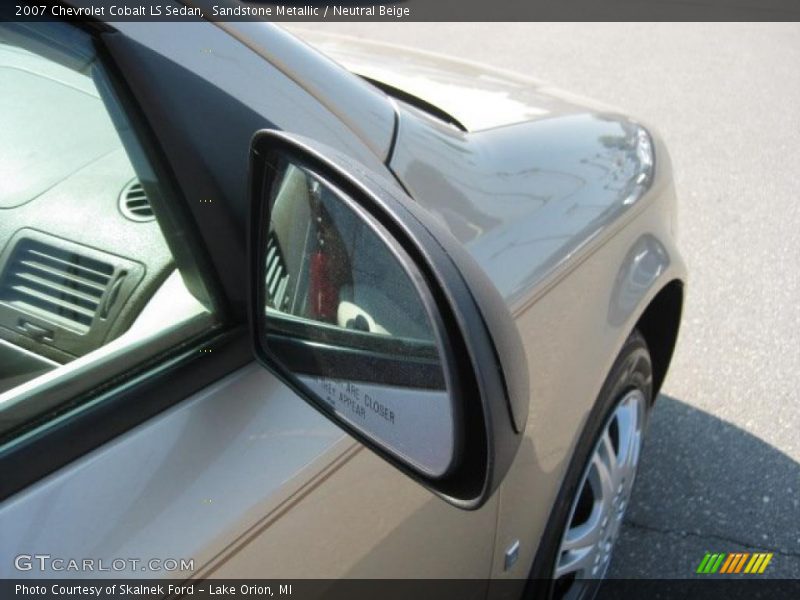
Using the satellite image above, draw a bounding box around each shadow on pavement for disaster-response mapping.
[609,394,800,578]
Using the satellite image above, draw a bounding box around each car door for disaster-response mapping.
[0,17,498,585]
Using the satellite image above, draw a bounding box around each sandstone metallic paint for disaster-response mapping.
[386,95,683,585]
[293,32,685,582]
[378,78,685,593]
[290,27,615,132]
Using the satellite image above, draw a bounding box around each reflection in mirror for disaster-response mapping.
[266,164,436,344]
[260,161,455,477]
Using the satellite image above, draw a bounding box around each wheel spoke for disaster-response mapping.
[614,399,643,495]
[616,402,638,472]
[590,452,615,514]
[599,429,621,487]
[562,508,604,552]
[555,546,597,579]
[621,431,641,496]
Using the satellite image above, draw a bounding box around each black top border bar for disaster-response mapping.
[4,0,800,22]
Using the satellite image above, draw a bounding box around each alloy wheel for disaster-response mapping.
[552,389,646,595]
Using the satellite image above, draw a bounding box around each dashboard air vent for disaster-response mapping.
[0,239,114,333]
[119,179,154,222]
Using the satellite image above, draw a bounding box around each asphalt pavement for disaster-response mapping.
[295,23,800,578]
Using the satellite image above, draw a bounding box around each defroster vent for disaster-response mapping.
[119,179,154,222]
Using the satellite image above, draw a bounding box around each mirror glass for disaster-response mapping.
[260,161,455,477]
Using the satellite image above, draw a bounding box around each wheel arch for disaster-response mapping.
[634,278,684,399]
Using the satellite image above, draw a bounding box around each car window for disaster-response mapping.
[0,25,217,442]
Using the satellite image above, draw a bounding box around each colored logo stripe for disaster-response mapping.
[745,553,773,573]
[696,553,724,573]
[719,553,748,573]
[696,552,773,574]
[720,553,737,573]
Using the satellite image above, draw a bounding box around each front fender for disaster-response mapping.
[390,107,658,313]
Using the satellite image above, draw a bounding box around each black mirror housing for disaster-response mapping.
[248,129,528,509]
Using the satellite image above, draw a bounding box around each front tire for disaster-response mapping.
[527,331,653,600]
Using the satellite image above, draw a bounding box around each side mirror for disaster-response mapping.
[248,130,528,509]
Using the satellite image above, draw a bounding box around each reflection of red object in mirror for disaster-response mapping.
[309,250,338,322]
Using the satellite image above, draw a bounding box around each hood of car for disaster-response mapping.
[291,28,611,132]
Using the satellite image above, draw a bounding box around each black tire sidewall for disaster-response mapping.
[525,330,654,599]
